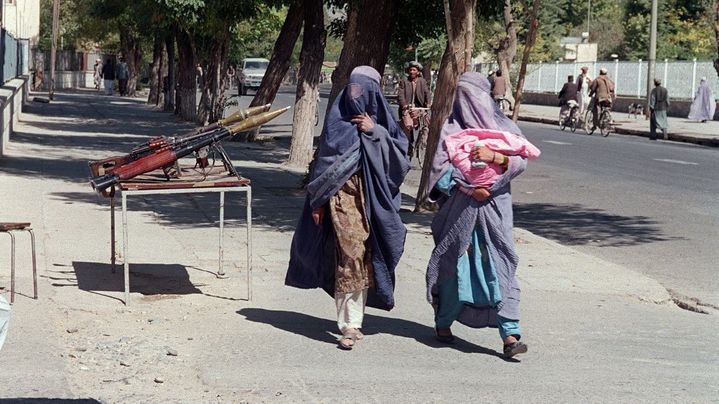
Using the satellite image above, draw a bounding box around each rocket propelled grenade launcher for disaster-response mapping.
[88,104,272,177]
[89,106,289,193]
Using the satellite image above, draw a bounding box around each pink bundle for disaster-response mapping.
[444,128,541,187]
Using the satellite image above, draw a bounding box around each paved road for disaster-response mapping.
[242,87,719,309]
[511,121,719,308]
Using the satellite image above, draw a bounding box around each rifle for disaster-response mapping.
[88,104,272,177]
[90,106,289,194]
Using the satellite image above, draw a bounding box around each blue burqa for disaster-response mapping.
[426,72,529,327]
[286,66,410,311]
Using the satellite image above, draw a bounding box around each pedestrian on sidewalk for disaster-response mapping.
[286,66,410,351]
[649,78,670,140]
[93,59,102,91]
[576,66,592,116]
[116,57,129,96]
[687,77,715,123]
[101,58,115,96]
[425,72,530,358]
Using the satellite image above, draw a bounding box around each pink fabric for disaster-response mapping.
[445,128,541,187]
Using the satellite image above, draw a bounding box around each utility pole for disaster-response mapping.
[646,0,658,106]
[50,0,60,100]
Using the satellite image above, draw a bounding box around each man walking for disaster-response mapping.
[116,57,129,96]
[101,58,115,96]
[649,78,670,140]
[576,66,592,116]
[397,61,432,155]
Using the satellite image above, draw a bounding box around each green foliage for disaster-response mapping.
[229,4,286,63]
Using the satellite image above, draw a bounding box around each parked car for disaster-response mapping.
[239,58,270,95]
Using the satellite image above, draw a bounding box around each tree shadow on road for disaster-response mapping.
[236,308,508,359]
[514,202,683,247]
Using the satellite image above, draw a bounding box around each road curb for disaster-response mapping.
[517,115,719,147]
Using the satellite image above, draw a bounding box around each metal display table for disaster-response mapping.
[107,164,252,305]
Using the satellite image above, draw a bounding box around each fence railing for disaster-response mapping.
[476,59,718,100]
[1,29,28,84]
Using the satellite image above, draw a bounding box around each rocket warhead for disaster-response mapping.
[218,103,273,127]
[227,106,291,134]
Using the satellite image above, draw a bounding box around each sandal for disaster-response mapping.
[503,341,528,358]
[338,328,360,350]
[435,327,455,344]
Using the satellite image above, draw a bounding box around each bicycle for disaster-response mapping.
[558,100,580,132]
[495,96,512,113]
[407,106,431,168]
[583,100,613,137]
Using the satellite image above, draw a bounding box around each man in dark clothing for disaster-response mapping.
[558,75,578,105]
[491,69,507,101]
[101,59,115,96]
[649,78,670,140]
[558,75,579,124]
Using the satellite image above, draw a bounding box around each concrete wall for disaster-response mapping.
[0,76,28,157]
[3,0,41,45]
[40,70,96,90]
[521,91,719,120]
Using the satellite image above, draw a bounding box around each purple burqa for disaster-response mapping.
[688,78,716,121]
[426,72,528,326]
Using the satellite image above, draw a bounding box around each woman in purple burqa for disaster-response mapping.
[286,66,410,350]
[688,77,716,122]
[426,72,534,358]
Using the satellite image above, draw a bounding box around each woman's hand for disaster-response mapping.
[458,185,491,202]
[471,146,507,165]
[312,207,325,225]
[351,112,375,133]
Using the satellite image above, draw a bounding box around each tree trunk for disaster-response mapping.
[119,26,142,97]
[327,0,399,111]
[148,33,164,105]
[414,0,476,211]
[287,0,326,168]
[197,31,230,125]
[242,1,304,142]
[164,33,176,112]
[175,27,197,121]
[49,0,60,100]
[714,0,719,76]
[496,0,517,105]
[511,0,541,122]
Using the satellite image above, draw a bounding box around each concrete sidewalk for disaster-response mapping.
[0,90,717,402]
[517,103,719,146]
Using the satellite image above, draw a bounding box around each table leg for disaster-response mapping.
[218,191,225,277]
[111,195,116,273]
[246,186,252,301]
[122,193,130,305]
[9,232,15,304]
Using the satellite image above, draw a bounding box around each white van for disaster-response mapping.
[239,58,270,95]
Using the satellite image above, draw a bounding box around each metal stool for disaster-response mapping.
[0,223,38,303]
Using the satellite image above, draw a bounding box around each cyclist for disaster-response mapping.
[588,67,615,133]
[398,61,432,156]
[491,69,508,110]
[558,75,579,126]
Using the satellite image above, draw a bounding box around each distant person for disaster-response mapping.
[576,66,592,116]
[649,78,670,140]
[688,77,715,123]
[286,66,410,351]
[490,69,507,102]
[558,74,579,122]
[398,61,432,155]
[588,67,615,133]
[227,64,236,90]
[196,63,204,89]
[101,58,115,95]
[93,59,102,90]
[116,57,129,96]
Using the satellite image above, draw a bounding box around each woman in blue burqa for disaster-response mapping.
[426,72,535,358]
[688,77,716,122]
[286,66,410,350]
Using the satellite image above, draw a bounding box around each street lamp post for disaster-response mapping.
[646,0,658,106]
